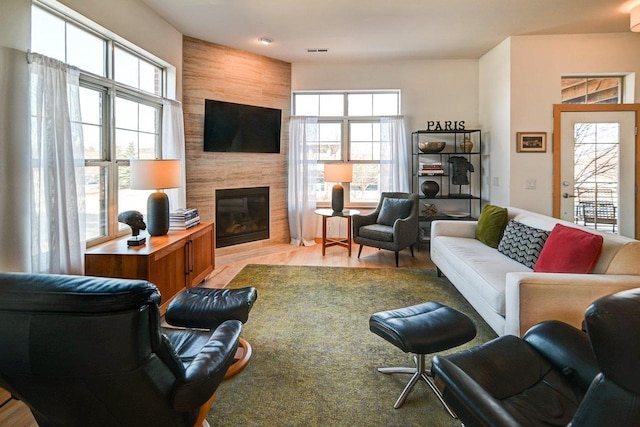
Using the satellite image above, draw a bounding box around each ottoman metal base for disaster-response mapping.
[369,301,476,416]
[378,353,455,416]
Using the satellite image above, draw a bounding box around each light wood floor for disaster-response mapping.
[205,241,434,288]
[0,242,433,426]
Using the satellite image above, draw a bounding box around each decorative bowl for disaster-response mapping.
[418,141,446,153]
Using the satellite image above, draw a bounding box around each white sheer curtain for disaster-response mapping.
[288,116,318,246]
[29,54,85,274]
[162,98,187,210]
[380,116,410,192]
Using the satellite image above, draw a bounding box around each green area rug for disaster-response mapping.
[208,265,496,427]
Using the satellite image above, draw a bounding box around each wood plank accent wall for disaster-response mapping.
[182,36,292,255]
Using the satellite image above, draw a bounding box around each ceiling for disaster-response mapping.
[141,0,637,63]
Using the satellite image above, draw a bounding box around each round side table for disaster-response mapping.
[314,208,360,256]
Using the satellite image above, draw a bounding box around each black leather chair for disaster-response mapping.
[353,192,418,267]
[432,288,640,427]
[0,272,242,427]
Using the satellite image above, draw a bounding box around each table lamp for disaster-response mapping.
[324,163,353,213]
[130,159,182,236]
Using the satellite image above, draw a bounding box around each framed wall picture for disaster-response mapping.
[516,132,547,153]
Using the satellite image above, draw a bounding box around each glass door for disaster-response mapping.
[559,111,635,237]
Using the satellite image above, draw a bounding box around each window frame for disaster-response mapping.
[32,1,169,246]
[292,90,401,208]
[561,75,624,105]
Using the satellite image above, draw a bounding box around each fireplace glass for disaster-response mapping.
[215,187,269,247]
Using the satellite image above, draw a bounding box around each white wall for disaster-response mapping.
[0,0,31,271]
[293,60,479,132]
[478,38,511,208]
[508,32,640,214]
[1,0,30,50]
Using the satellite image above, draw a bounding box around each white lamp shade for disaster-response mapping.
[632,5,640,32]
[130,159,182,190]
[324,163,353,183]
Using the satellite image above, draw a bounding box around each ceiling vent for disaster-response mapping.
[306,48,329,53]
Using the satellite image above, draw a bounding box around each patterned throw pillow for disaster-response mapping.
[498,220,550,269]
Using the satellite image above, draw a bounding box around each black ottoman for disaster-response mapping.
[166,286,257,378]
[369,301,476,414]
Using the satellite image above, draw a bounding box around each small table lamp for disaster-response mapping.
[130,159,182,236]
[324,163,353,213]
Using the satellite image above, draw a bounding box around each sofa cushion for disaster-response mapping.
[498,220,550,269]
[534,224,604,273]
[359,224,394,242]
[431,235,531,317]
[475,204,509,248]
[376,198,412,226]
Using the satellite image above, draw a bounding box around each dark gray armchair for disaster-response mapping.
[353,192,419,267]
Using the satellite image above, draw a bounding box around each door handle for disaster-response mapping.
[189,240,194,273]
[185,241,191,275]
[562,193,576,198]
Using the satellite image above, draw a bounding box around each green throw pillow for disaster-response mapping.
[475,204,508,248]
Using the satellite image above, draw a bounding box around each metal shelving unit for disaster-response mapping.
[411,129,483,246]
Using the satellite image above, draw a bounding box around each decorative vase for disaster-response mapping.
[460,136,474,153]
[421,180,440,198]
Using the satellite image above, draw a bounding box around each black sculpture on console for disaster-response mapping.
[118,210,147,246]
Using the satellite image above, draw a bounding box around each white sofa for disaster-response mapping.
[430,206,640,337]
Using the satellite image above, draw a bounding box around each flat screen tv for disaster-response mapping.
[203,99,282,153]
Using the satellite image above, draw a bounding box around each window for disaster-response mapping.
[114,46,163,96]
[561,76,623,104]
[292,91,400,206]
[79,85,107,240]
[32,2,167,245]
[114,95,160,227]
[31,4,106,77]
[573,122,619,233]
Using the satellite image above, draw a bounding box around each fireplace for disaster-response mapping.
[215,187,269,247]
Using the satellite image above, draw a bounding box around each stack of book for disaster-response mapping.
[419,162,444,176]
[170,208,200,230]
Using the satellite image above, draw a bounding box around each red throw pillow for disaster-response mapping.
[534,224,604,273]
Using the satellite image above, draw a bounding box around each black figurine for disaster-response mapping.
[118,210,147,246]
[448,156,475,186]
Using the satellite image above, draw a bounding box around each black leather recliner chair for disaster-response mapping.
[0,272,242,427]
[432,288,640,427]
